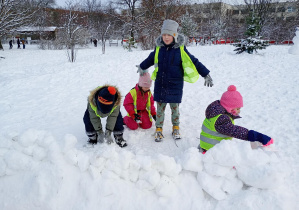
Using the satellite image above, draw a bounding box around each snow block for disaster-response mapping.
[179,147,203,172]
[197,171,227,200]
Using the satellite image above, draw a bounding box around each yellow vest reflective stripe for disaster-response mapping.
[90,86,117,118]
[200,114,234,150]
[151,45,199,83]
[127,88,152,122]
[151,46,160,81]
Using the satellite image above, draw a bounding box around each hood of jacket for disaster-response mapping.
[88,85,122,109]
[206,100,240,120]
[155,34,185,49]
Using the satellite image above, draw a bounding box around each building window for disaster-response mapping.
[233,10,239,15]
[277,7,285,12]
[286,17,295,22]
[287,7,295,12]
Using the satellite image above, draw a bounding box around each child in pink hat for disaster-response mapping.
[123,73,157,130]
[198,85,274,153]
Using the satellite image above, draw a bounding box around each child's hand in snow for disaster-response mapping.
[263,138,274,147]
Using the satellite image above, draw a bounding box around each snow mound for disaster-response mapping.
[0,129,295,210]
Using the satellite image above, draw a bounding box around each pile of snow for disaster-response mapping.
[288,27,299,55]
[0,129,295,210]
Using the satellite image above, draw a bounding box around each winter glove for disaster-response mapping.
[204,74,213,87]
[134,114,141,122]
[263,138,274,147]
[105,130,114,144]
[248,130,271,145]
[136,65,148,76]
[152,115,157,121]
[129,111,141,122]
[96,130,105,143]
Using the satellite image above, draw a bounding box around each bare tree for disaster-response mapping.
[94,12,114,54]
[180,12,198,45]
[58,2,89,62]
[137,0,187,50]
[84,1,118,54]
[114,0,140,39]
[0,0,52,49]
[244,0,275,36]
[83,0,101,13]
[137,0,165,50]
[193,0,225,42]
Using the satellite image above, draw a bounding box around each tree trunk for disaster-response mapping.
[71,45,75,62]
[102,37,105,54]
[0,40,3,50]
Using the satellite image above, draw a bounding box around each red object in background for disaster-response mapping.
[213,39,234,44]
[268,40,276,44]
[280,40,293,44]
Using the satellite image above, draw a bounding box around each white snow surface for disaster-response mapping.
[0,43,298,210]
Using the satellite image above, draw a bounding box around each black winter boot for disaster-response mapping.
[86,131,97,144]
[114,133,127,148]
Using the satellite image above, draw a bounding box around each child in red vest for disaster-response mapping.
[123,73,157,130]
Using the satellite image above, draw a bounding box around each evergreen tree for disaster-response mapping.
[233,12,269,54]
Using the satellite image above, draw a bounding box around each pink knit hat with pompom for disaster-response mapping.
[138,72,152,88]
[220,85,243,113]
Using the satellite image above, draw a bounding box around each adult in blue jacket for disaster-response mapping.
[137,19,214,142]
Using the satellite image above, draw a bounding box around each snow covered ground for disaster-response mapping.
[0,43,298,210]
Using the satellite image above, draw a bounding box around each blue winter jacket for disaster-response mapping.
[139,34,210,103]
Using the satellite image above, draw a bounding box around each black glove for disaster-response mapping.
[152,115,157,121]
[134,114,141,122]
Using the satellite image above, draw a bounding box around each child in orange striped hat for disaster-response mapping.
[83,85,127,147]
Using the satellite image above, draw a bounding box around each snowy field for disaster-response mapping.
[0,43,298,210]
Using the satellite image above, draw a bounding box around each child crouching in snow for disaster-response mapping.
[123,73,157,130]
[198,85,274,153]
[83,85,127,147]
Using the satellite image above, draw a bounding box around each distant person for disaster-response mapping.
[198,85,274,153]
[17,38,21,49]
[9,40,13,49]
[83,85,127,147]
[137,19,214,142]
[93,39,97,47]
[21,39,25,49]
[123,73,156,130]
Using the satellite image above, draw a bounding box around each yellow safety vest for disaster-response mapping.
[127,88,152,121]
[151,45,200,83]
[200,114,234,150]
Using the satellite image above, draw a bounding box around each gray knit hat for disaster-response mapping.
[161,19,179,43]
